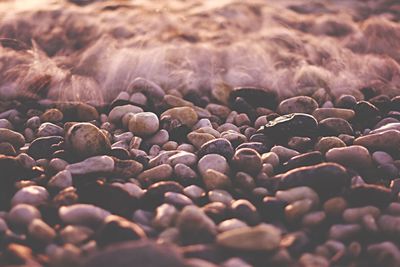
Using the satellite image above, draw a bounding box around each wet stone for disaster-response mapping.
[346,184,392,208]
[314,136,346,155]
[283,151,324,172]
[257,113,318,141]
[0,128,25,149]
[37,122,64,137]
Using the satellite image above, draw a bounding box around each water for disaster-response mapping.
[0,0,399,103]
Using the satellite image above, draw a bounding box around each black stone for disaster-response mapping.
[257,113,318,141]
[230,199,260,226]
[27,136,63,159]
[229,87,278,110]
[96,215,146,247]
[345,184,393,208]
[142,181,184,209]
[282,151,324,172]
[236,142,272,154]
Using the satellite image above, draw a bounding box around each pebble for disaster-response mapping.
[183,185,205,200]
[96,215,146,247]
[167,151,197,167]
[277,96,318,115]
[231,148,262,175]
[27,136,63,159]
[354,130,400,153]
[59,204,111,226]
[7,204,41,227]
[82,240,186,267]
[319,118,354,136]
[60,225,94,245]
[65,123,111,159]
[188,132,216,149]
[153,203,178,229]
[0,128,25,149]
[113,159,143,178]
[276,186,319,207]
[342,206,380,223]
[161,107,199,128]
[218,219,247,233]
[329,224,361,241]
[285,199,313,221]
[147,129,169,145]
[216,224,281,251]
[261,152,280,169]
[271,146,300,163]
[276,163,350,198]
[66,156,115,175]
[0,142,16,155]
[372,151,394,165]
[198,138,234,160]
[28,219,56,244]
[202,169,232,191]
[299,253,329,267]
[0,118,13,129]
[314,136,346,155]
[198,154,230,177]
[108,105,143,124]
[258,113,318,140]
[37,122,64,137]
[229,87,278,109]
[346,184,392,208]
[312,108,355,121]
[208,190,233,205]
[323,197,348,217]
[138,164,173,186]
[11,186,49,207]
[325,145,372,170]
[40,108,63,123]
[128,112,159,136]
[176,205,217,244]
[48,170,73,190]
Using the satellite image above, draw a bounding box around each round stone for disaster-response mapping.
[231,148,262,175]
[128,112,159,136]
[11,186,49,207]
[198,154,230,177]
[65,123,111,159]
[277,96,318,115]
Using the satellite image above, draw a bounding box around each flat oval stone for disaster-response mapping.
[283,151,324,172]
[65,123,111,159]
[313,108,355,122]
[314,136,346,155]
[108,105,143,124]
[198,154,230,177]
[276,163,350,199]
[277,96,318,115]
[66,156,115,175]
[37,122,64,137]
[354,130,400,153]
[59,204,111,226]
[326,145,372,170]
[0,128,25,149]
[11,186,49,207]
[161,107,198,128]
[257,113,318,140]
[217,224,281,251]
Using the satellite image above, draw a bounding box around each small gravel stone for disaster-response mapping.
[231,148,262,175]
[326,145,372,170]
[319,118,354,136]
[188,132,215,149]
[177,205,217,245]
[128,112,159,136]
[161,107,198,128]
[7,204,41,227]
[40,108,63,123]
[48,170,73,190]
[312,108,355,121]
[28,219,56,244]
[65,123,111,159]
[198,154,230,177]
[59,204,111,226]
[0,128,25,149]
[66,156,115,175]
[138,164,173,186]
[314,136,346,155]
[198,138,234,160]
[108,105,143,124]
[277,96,318,115]
[271,146,300,163]
[202,169,232,191]
[37,122,64,137]
[11,186,49,207]
[354,130,400,153]
[217,224,281,251]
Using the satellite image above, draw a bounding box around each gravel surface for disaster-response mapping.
[0,86,399,267]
